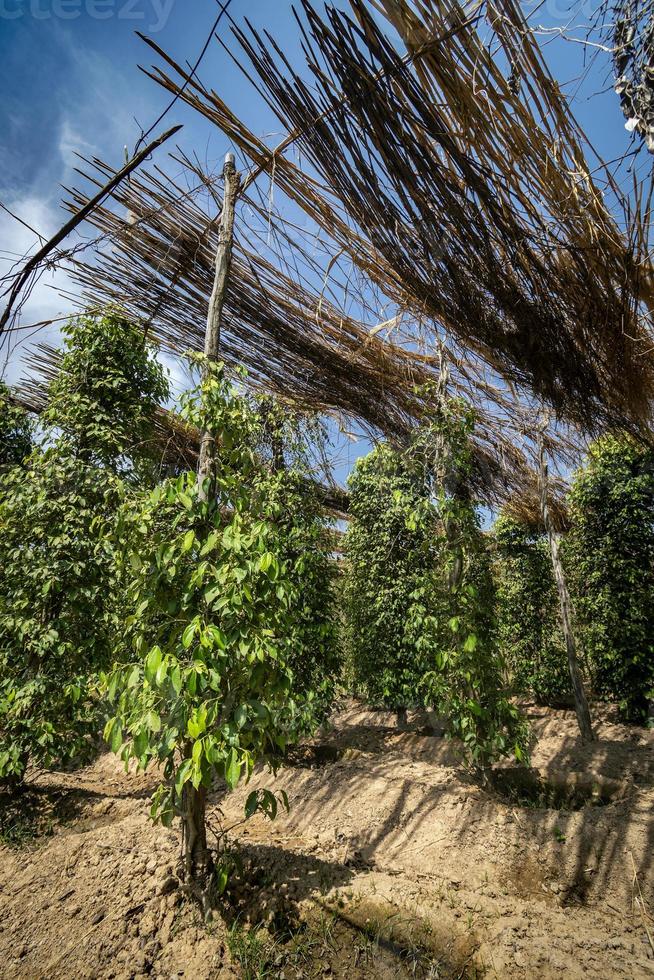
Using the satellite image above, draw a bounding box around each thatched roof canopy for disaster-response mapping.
[228,0,654,433]
[51,153,574,511]
[17,0,647,522]
[137,0,654,437]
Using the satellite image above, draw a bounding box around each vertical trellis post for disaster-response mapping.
[197,151,241,501]
[538,430,595,743]
[182,152,241,903]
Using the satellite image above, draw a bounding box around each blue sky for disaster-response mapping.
[0,0,643,485]
[0,2,301,330]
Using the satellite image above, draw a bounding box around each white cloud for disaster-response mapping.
[1,24,163,385]
[57,118,97,175]
[0,193,191,401]
[53,27,159,170]
[0,194,74,385]
[158,350,194,410]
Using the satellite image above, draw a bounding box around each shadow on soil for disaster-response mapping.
[219,842,478,979]
[273,704,654,911]
[0,786,89,847]
[0,780,152,848]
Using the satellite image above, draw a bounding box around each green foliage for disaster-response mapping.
[44,311,169,479]
[414,535,526,769]
[406,399,529,767]
[343,441,438,708]
[227,921,279,980]
[566,434,654,723]
[0,382,34,470]
[260,469,338,729]
[0,312,168,783]
[344,392,529,766]
[103,363,334,831]
[253,397,339,728]
[494,514,571,706]
[0,451,123,780]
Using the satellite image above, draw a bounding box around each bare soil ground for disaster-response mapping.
[0,702,652,979]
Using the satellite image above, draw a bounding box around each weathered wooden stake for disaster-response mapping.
[184,153,240,900]
[197,152,240,502]
[539,433,595,742]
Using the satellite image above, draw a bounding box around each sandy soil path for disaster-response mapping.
[0,703,652,979]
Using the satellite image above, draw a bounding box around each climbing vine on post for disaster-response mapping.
[344,377,529,767]
[494,513,571,707]
[0,313,168,785]
[254,396,339,728]
[106,137,329,915]
[405,390,529,768]
[566,434,654,723]
[104,363,304,909]
[538,428,594,742]
[343,440,440,713]
[42,312,169,480]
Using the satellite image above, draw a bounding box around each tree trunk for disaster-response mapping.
[539,435,595,742]
[182,154,240,905]
[431,355,465,592]
[181,783,213,909]
[548,528,595,740]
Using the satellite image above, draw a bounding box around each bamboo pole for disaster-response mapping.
[197,152,240,501]
[539,431,595,742]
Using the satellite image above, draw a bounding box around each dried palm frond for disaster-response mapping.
[137,0,654,436]
[15,0,635,520]
[39,150,576,510]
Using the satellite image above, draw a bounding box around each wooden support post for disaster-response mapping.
[182,154,239,902]
[197,152,240,502]
[539,434,595,742]
[433,353,464,590]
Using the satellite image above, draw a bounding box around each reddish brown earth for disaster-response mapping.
[0,702,652,979]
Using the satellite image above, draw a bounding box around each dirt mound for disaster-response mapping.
[0,782,237,979]
[1,703,653,978]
